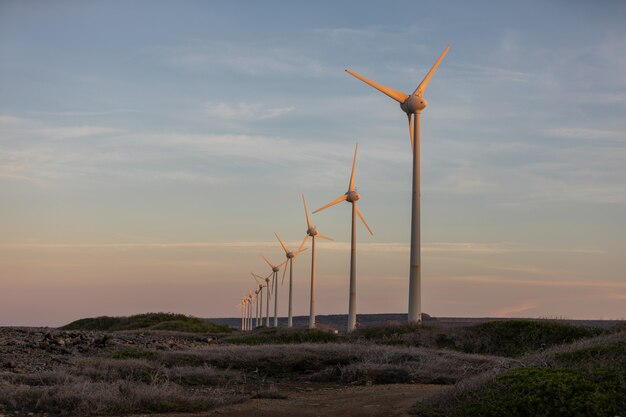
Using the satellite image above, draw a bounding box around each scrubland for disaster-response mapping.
[0,313,623,416]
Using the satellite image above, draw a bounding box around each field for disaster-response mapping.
[0,313,624,416]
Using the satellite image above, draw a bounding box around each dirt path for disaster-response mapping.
[150,384,448,417]
[211,384,447,417]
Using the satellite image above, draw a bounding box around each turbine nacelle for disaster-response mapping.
[346,190,360,203]
[307,227,318,237]
[401,95,427,114]
[272,266,279,272]
[286,251,295,259]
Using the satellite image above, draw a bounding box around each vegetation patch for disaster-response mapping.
[224,327,340,345]
[414,367,625,417]
[459,320,603,357]
[62,312,233,333]
[110,347,158,360]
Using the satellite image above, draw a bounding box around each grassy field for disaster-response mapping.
[1,314,624,416]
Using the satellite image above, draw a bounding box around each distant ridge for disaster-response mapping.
[206,313,622,331]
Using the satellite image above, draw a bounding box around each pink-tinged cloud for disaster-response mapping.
[491,301,538,318]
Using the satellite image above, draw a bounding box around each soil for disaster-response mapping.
[124,384,448,417]
[205,384,448,417]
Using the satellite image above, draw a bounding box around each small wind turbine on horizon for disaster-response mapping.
[247,290,254,331]
[261,254,287,328]
[253,272,272,326]
[274,232,308,328]
[301,194,333,329]
[251,274,265,328]
[345,45,450,323]
[314,143,373,332]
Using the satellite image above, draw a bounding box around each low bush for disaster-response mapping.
[62,312,233,334]
[224,327,340,345]
[459,320,603,357]
[110,347,158,360]
[414,367,625,417]
[0,381,242,416]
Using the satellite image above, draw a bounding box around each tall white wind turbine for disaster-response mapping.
[345,45,450,323]
[301,194,333,329]
[313,143,373,332]
[261,255,287,328]
[274,232,308,328]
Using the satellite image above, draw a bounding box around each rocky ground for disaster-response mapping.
[0,327,217,374]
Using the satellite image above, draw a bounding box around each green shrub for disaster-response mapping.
[61,313,233,334]
[460,320,603,357]
[224,328,339,345]
[415,368,625,417]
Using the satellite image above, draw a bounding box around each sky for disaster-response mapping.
[1,1,625,326]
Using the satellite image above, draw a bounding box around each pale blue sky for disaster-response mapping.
[1,1,625,325]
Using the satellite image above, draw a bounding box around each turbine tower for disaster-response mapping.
[261,255,286,328]
[313,143,373,332]
[301,194,333,329]
[346,45,450,323]
[274,232,308,328]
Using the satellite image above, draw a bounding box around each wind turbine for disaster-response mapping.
[247,291,254,331]
[236,300,245,331]
[301,194,333,329]
[313,143,373,332]
[251,273,265,328]
[274,232,308,328]
[261,255,287,327]
[345,45,450,323]
[253,271,273,327]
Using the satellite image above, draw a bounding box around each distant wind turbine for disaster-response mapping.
[346,45,450,323]
[274,232,308,328]
[301,194,333,329]
[251,273,265,328]
[314,143,373,332]
[261,255,287,327]
[253,272,272,326]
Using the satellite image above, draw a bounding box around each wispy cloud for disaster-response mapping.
[452,275,626,290]
[152,40,328,76]
[546,127,625,141]
[491,301,538,317]
[204,102,295,121]
[36,126,124,140]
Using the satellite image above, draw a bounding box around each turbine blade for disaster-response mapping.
[349,143,358,192]
[407,113,414,152]
[345,69,409,103]
[250,273,261,284]
[295,246,309,256]
[313,194,347,214]
[281,263,287,285]
[302,194,312,229]
[413,45,450,96]
[260,254,275,269]
[296,235,309,253]
[274,232,290,254]
[316,233,334,241]
[355,205,373,235]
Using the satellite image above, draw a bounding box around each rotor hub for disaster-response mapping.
[272,266,279,272]
[346,191,360,202]
[286,252,294,259]
[401,95,427,114]
[307,227,317,237]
